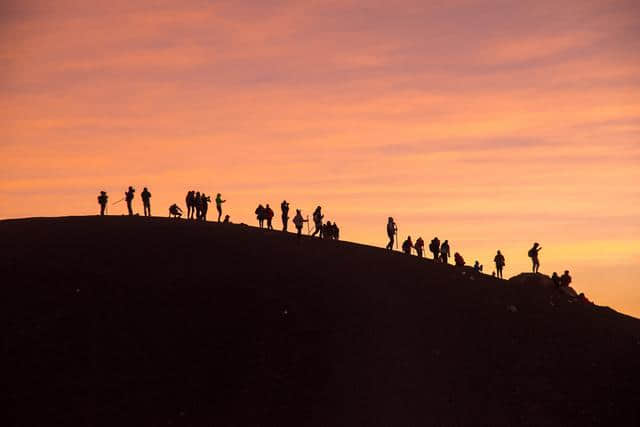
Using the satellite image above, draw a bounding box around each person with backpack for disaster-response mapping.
[528,242,542,273]
[440,240,450,264]
[141,187,152,217]
[494,250,505,278]
[125,186,135,216]
[255,204,266,228]
[215,193,226,222]
[429,237,440,261]
[281,200,290,231]
[200,193,210,221]
[415,237,425,258]
[323,221,333,239]
[560,270,572,288]
[265,204,275,230]
[332,222,340,240]
[97,191,108,216]
[473,260,483,272]
[292,209,308,238]
[402,236,414,255]
[454,252,465,267]
[386,217,397,250]
[186,191,195,219]
[311,206,324,237]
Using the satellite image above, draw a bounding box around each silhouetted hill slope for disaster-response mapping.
[3,216,640,426]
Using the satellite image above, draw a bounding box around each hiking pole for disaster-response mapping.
[395,228,398,250]
[112,198,124,205]
[306,215,310,235]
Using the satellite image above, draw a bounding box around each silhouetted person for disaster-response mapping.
[215,193,226,222]
[125,186,135,216]
[195,192,202,220]
[494,250,505,279]
[560,270,572,288]
[386,217,397,250]
[332,222,340,240]
[281,200,290,231]
[169,204,182,218]
[324,221,335,239]
[551,272,561,288]
[440,240,450,264]
[200,193,210,221]
[141,187,151,216]
[429,237,440,261]
[97,191,108,216]
[454,252,465,267]
[402,236,414,255]
[473,261,483,272]
[528,242,542,273]
[255,204,265,228]
[311,206,323,237]
[223,215,230,224]
[265,204,274,230]
[415,237,425,258]
[292,209,308,238]
[186,191,195,219]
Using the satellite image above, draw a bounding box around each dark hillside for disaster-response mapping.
[3,216,640,426]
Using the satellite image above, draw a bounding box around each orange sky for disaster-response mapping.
[1,0,639,316]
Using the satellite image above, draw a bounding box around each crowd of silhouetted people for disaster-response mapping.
[97,188,584,300]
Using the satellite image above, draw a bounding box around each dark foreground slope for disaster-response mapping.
[3,216,640,426]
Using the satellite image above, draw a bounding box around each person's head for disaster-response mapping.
[266,203,270,208]
[552,272,558,277]
[144,187,147,191]
[443,240,448,244]
[388,217,393,222]
[196,191,200,195]
[327,221,332,225]
[497,250,501,254]
[407,235,411,240]
[217,193,221,197]
[100,191,106,195]
[564,270,570,275]
[129,186,134,191]
[296,209,301,214]
[533,242,539,247]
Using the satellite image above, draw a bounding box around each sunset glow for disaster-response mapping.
[1,1,639,315]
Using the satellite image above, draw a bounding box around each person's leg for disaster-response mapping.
[217,206,222,222]
[127,201,133,215]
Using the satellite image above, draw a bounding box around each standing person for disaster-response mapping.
[494,250,505,279]
[332,222,340,240]
[386,217,397,250]
[292,209,308,238]
[97,191,108,216]
[194,192,202,220]
[215,193,226,222]
[415,237,425,258]
[311,206,324,237]
[200,193,210,221]
[125,186,135,216]
[440,240,450,264]
[141,187,152,217]
[429,237,441,261]
[528,242,542,273]
[281,200,290,231]
[186,191,195,219]
[265,204,274,230]
[402,236,414,255]
[255,204,265,228]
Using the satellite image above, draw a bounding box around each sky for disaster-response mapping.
[1,0,639,316]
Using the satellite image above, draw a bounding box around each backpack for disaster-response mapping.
[528,248,535,257]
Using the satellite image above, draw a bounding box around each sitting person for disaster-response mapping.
[473,260,483,272]
[169,204,183,218]
[454,252,465,267]
[223,215,231,224]
[551,272,561,288]
[560,270,572,288]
